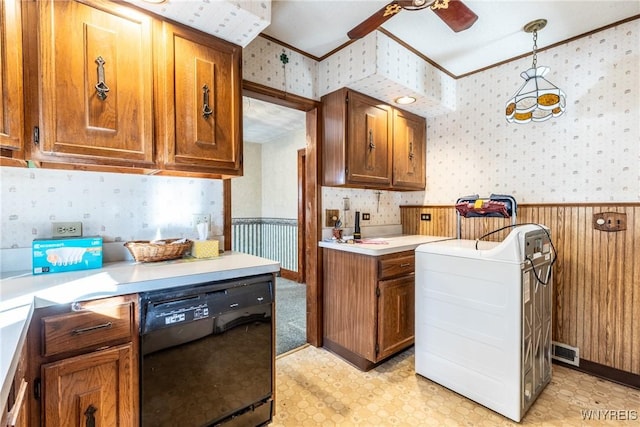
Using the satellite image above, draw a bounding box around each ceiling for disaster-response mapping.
[243,96,306,144]
[263,1,639,77]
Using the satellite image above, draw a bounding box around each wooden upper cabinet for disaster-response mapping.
[322,87,425,190]
[347,91,393,187]
[322,88,392,188]
[392,108,426,190]
[33,0,154,167]
[0,0,25,162]
[159,22,242,176]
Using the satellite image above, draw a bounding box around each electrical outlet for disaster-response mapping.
[420,213,431,221]
[362,213,370,220]
[191,213,211,231]
[593,212,626,232]
[52,221,83,238]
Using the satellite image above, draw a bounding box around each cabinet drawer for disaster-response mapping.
[378,252,415,280]
[42,302,133,357]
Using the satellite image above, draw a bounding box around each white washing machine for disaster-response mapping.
[414,224,554,422]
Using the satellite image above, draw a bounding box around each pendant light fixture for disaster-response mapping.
[505,19,566,124]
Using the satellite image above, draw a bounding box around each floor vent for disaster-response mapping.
[552,341,580,366]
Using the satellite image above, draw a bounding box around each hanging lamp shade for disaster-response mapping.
[505,66,566,123]
[505,19,566,124]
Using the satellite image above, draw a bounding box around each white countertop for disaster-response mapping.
[318,234,454,256]
[0,252,280,409]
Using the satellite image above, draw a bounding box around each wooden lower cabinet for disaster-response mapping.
[42,344,136,427]
[27,294,139,426]
[323,249,415,370]
[377,275,415,360]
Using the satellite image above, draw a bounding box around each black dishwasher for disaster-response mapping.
[140,274,274,427]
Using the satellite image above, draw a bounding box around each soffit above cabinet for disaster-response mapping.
[123,0,271,47]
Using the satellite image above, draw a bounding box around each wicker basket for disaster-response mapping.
[124,239,192,262]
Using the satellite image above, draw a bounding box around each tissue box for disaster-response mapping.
[32,236,103,275]
[191,240,219,258]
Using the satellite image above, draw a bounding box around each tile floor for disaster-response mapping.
[272,346,640,426]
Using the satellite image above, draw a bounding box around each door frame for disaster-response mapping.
[224,81,323,347]
[297,148,306,283]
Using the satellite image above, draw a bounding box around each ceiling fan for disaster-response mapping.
[347,0,478,39]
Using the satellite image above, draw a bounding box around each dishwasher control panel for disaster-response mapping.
[145,296,210,331]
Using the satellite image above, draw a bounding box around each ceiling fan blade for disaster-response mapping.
[431,0,478,32]
[348,1,413,40]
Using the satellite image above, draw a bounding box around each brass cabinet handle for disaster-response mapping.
[202,84,213,119]
[400,263,411,267]
[409,140,414,160]
[94,56,110,101]
[72,321,113,335]
[368,129,375,150]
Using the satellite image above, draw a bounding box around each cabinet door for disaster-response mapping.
[347,92,392,187]
[377,275,415,360]
[161,23,242,175]
[0,0,24,156]
[392,109,425,190]
[42,344,136,427]
[36,0,154,166]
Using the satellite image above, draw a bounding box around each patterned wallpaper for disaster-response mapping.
[243,36,317,99]
[318,32,457,118]
[1,167,225,249]
[321,187,406,231]
[401,19,639,205]
[126,0,271,47]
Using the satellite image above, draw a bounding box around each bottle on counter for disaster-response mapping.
[353,211,361,240]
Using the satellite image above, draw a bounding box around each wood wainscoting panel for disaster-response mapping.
[401,204,640,376]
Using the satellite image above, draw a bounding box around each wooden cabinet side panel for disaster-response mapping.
[323,249,377,360]
[377,275,415,360]
[42,343,136,427]
[321,88,348,186]
[0,0,25,153]
[392,109,426,190]
[2,335,29,427]
[37,0,154,165]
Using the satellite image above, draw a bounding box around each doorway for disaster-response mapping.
[225,81,322,348]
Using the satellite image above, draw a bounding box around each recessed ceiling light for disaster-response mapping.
[394,96,416,105]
